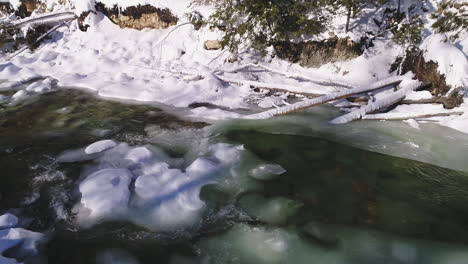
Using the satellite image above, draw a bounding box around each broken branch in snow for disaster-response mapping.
[329,79,421,124]
[218,63,352,88]
[154,22,192,48]
[245,76,404,119]
[215,75,323,97]
[362,111,464,121]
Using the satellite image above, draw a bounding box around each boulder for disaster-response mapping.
[204,40,222,50]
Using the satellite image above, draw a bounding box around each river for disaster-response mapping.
[1,89,468,264]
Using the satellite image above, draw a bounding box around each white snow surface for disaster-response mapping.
[0,0,467,134]
[421,34,468,89]
[79,168,132,222]
[72,141,273,231]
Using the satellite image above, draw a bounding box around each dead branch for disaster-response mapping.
[362,111,464,120]
[215,75,323,97]
[245,76,404,119]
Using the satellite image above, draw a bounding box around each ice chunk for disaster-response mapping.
[186,158,218,177]
[403,119,420,129]
[78,168,132,224]
[210,143,243,164]
[250,164,286,180]
[132,158,219,230]
[0,227,44,264]
[85,139,117,154]
[0,214,18,230]
[238,194,302,225]
[124,147,153,163]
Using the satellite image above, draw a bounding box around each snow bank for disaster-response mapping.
[421,34,468,89]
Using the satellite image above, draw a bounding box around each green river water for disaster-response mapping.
[1,90,468,264]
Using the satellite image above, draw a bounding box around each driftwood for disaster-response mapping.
[362,111,464,120]
[330,80,421,124]
[245,76,403,119]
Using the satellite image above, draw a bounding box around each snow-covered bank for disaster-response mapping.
[0,0,467,135]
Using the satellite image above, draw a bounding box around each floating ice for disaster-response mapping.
[84,139,117,154]
[249,164,286,181]
[74,140,270,231]
[124,147,153,163]
[0,213,44,264]
[78,168,132,224]
[0,214,18,230]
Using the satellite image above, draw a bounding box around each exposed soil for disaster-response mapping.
[96,3,178,30]
[274,37,364,68]
[390,50,464,108]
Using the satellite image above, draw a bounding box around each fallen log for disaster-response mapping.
[329,79,421,124]
[218,63,352,88]
[245,76,404,119]
[8,11,75,29]
[362,111,464,120]
[215,75,324,98]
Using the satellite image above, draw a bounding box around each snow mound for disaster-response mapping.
[73,141,273,231]
[0,214,18,230]
[0,214,44,264]
[78,168,132,223]
[421,34,468,89]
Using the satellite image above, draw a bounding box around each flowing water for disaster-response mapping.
[1,90,468,264]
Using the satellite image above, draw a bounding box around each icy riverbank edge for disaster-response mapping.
[0,0,467,134]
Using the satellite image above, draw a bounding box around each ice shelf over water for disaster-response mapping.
[67,140,286,231]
